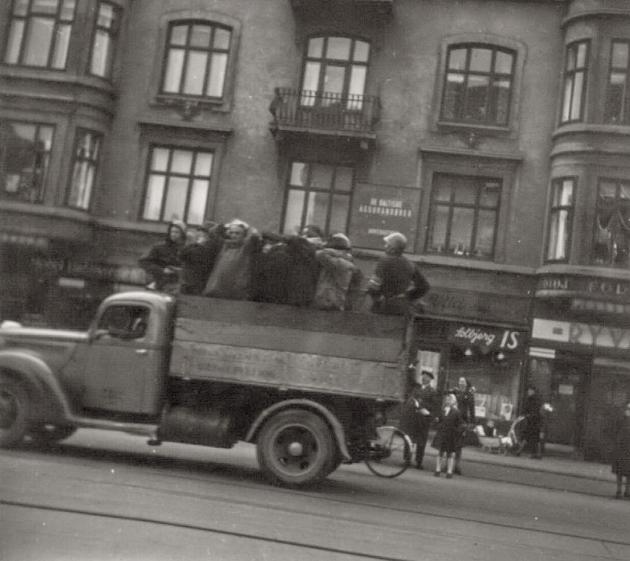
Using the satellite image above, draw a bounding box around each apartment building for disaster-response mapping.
[1,0,629,460]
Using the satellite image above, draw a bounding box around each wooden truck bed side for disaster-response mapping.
[169,296,406,401]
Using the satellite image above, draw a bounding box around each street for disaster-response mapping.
[1,430,628,561]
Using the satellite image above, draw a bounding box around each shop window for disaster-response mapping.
[440,44,515,127]
[592,178,630,267]
[604,41,630,125]
[282,161,354,235]
[560,40,589,124]
[545,178,575,262]
[3,0,76,69]
[66,129,102,210]
[426,173,501,259]
[89,1,120,79]
[300,36,370,109]
[159,21,231,100]
[142,145,213,225]
[0,120,54,203]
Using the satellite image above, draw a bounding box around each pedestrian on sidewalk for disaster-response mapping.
[399,366,439,470]
[611,400,630,500]
[451,376,476,475]
[432,393,464,478]
[516,385,543,459]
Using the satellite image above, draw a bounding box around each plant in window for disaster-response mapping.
[427,174,501,259]
[160,21,231,99]
[593,179,630,267]
[440,44,515,127]
[4,0,76,69]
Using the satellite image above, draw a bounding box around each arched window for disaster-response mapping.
[440,44,515,127]
[160,21,232,99]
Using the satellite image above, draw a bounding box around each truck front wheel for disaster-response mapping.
[257,409,334,487]
[0,376,30,448]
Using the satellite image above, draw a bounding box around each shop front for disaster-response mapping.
[410,286,530,427]
[530,269,630,461]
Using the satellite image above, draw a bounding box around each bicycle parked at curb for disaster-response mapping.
[364,425,412,478]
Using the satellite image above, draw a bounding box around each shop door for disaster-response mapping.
[547,361,588,446]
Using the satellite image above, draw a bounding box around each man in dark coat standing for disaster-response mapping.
[400,366,440,469]
[138,220,186,293]
[367,232,430,315]
[179,222,224,295]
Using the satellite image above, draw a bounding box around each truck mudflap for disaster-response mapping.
[0,350,73,424]
[245,398,352,462]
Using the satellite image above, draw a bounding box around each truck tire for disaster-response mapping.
[0,376,30,448]
[28,424,77,445]
[257,409,334,487]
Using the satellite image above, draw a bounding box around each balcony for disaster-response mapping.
[269,88,380,146]
[289,0,394,21]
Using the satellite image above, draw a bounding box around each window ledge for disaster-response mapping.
[151,95,231,115]
[436,121,511,135]
[419,143,524,162]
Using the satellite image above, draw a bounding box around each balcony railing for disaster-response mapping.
[269,88,381,137]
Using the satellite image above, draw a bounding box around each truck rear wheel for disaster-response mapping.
[257,409,334,487]
[0,376,30,448]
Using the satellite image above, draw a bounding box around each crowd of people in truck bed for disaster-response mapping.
[138,218,429,314]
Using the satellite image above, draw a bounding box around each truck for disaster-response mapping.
[0,291,409,486]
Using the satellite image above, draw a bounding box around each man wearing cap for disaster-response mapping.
[400,366,440,469]
[367,231,430,315]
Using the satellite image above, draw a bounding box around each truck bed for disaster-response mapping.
[170,296,406,401]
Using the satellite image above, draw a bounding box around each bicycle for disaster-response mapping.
[364,425,412,478]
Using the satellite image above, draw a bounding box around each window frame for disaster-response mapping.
[65,128,102,211]
[0,119,55,204]
[87,0,121,80]
[604,39,630,125]
[425,173,502,260]
[158,20,232,101]
[3,0,77,70]
[592,177,630,268]
[560,40,590,125]
[140,143,215,226]
[545,177,576,263]
[281,160,355,236]
[439,43,516,128]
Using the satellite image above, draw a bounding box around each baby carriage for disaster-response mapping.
[505,415,527,455]
[474,416,525,454]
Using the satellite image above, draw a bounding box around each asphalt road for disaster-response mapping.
[1,430,629,561]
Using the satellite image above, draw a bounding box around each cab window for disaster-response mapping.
[98,305,149,340]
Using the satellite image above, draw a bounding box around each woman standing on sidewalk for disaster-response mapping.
[611,400,630,499]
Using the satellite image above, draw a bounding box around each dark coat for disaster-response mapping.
[399,383,440,440]
[522,392,543,442]
[433,406,464,454]
[179,234,223,295]
[367,255,430,315]
[611,413,630,476]
[138,221,185,291]
[313,248,363,311]
[452,387,476,425]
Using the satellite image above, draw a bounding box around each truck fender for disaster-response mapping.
[245,399,351,462]
[0,350,74,424]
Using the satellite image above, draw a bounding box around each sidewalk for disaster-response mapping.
[422,441,614,483]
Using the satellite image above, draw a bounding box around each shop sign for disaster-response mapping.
[32,257,145,285]
[536,274,630,303]
[349,183,421,251]
[449,324,523,352]
[533,318,630,350]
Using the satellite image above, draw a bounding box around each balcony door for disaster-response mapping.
[301,36,370,110]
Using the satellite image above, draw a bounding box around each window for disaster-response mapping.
[301,36,370,108]
[440,44,515,127]
[0,120,54,203]
[160,21,231,99]
[98,305,149,340]
[593,178,630,267]
[67,130,102,210]
[546,178,575,262]
[560,41,589,124]
[604,41,630,125]
[426,174,501,259]
[282,161,354,235]
[142,145,213,225]
[3,0,76,69]
[89,1,120,79]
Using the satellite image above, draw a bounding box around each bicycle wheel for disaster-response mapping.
[364,426,411,478]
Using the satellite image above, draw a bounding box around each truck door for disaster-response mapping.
[82,303,164,415]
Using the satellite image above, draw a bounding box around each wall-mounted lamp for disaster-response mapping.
[496,351,506,361]
[464,348,473,357]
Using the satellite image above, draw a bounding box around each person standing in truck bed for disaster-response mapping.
[139,220,186,293]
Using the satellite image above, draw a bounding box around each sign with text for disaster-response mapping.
[449,324,524,353]
[349,183,421,251]
[536,274,630,303]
